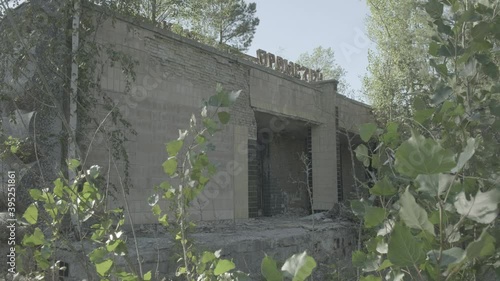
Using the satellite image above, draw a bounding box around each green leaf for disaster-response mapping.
[158,214,168,226]
[159,181,172,191]
[214,259,235,275]
[395,131,456,178]
[364,207,385,228]
[370,177,397,196]
[414,109,435,124]
[162,158,177,176]
[382,122,399,146]
[177,266,187,276]
[415,174,455,197]
[431,85,453,105]
[399,188,435,236]
[387,224,426,267]
[9,143,18,154]
[96,259,113,276]
[471,39,493,52]
[196,135,206,144]
[365,236,383,252]
[359,123,377,142]
[89,247,107,263]
[428,247,465,267]
[354,144,370,167]
[203,118,219,134]
[352,251,380,272]
[425,0,444,19]
[68,159,81,171]
[459,8,481,22]
[429,42,440,56]
[217,89,230,107]
[208,96,220,107]
[166,140,183,157]
[23,203,38,225]
[350,199,368,218]
[471,21,491,39]
[152,204,161,216]
[454,189,500,224]
[281,251,317,281]
[53,178,64,197]
[106,239,127,255]
[483,61,499,80]
[434,19,453,36]
[434,63,448,77]
[143,271,152,281]
[377,259,393,271]
[466,228,496,259]
[22,228,45,246]
[29,189,42,200]
[352,250,367,267]
[451,138,476,173]
[201,251,216,264]
[34,249,51,270]
[217,111,230,124]
[261,255,283,281]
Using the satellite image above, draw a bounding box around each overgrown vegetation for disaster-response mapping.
[296,46,354,98]
[3,0,500,280]
[13,87,318,281]
[0,0,138,213]
[351,0,500,280]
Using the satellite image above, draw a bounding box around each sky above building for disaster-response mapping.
[246,0,373,98]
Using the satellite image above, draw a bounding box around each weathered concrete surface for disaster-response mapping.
[56,216,357,280]
[82,7,374,223]
[0,2,374,227]
[337,95,373,133]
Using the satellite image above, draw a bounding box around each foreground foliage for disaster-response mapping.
[352,0,500,280]
[14,87,317,281]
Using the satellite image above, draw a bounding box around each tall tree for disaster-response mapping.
[137,0,185,23]
[296,46,352,97]
[180,0,259,51]
[363,0,434,122]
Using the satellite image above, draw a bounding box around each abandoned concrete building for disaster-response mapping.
[87,13,373,224]
[1,3,373,225]
[0,2,376,279]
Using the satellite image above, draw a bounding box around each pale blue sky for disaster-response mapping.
[246,0,373,96]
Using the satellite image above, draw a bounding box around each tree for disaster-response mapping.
[296,46,351,97]
[136,0,185,23]
[180,0,259,51]
[352,0,500,279]
[363,0,434,122]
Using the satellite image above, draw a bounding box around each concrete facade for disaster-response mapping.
[54,218,357,280]
[82,10,374,224]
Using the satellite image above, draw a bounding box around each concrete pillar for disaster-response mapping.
[311,81,338,211]
[233,125,249,219]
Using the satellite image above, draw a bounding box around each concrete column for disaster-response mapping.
[311,81,338,211]
[233,125,249,219]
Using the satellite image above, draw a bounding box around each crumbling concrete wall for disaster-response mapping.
[83,6,373,223]
[337,95,373,133]
[87,10,257,223]
[57,220,358,281]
